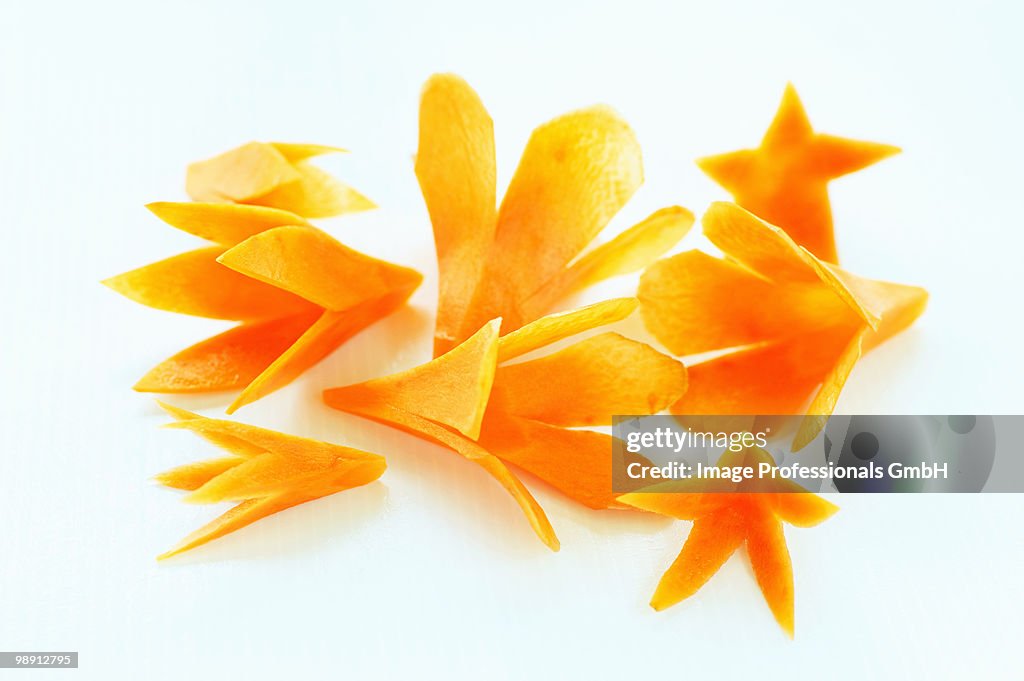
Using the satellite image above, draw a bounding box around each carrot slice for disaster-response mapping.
[478,412,630,510]
[155,407,386,560]
[493,105,643,299]
[156,402,267,458]
[134,311,320,393]
[639,250,850,356]
[159,495,310,560]
[697,84,899,263]
[227,286,418,414]
[703,202,822,284]
[496,298,637,362]
[187,142,300,203]
[102,247,315,321]
[671,327,859,416]
[490,333,687,427]
[110,142,417,412]
[184,453,377,504]
[527,206,694,314]
[615,491,727,521]
[416,73,498,357]
[793,329,867,450]
[769,492,840,528]
[319,319,500,438]
[618,447,834,635]
[641,203,926,435]
[745,509,795,638]
[324,302,682,537]
[820,263,929,345]
[146,202,309,246]
[159,474,383,560]
[321,395,558,551]
[186,141,371,218]
[413,74,688,354]
[650,506,747,611]
[153,457,243,491]
[250,162,375,218]
[465,105,643,332]
[270,142,346,162]
[217,225,422,313]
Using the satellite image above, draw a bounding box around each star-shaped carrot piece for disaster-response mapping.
[153,401,386,560]
[323,299,688,550]
[698,85,899,263]
[187,142,376,218]
[638,202,927,448]
[618,447,838,637]
[416,74,695,356]
[104,202,422,413]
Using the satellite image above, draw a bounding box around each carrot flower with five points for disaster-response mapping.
[619,447,838,638]
[698,85,899,264]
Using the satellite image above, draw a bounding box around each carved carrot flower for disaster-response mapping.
[619,447,838,637]
[323,299,688,550]
[154,402,386,559]
[104,191,421,414]
[639,202,927,448]
[186,142,375,218]
[416,74,694,356]
[698,85,899,263]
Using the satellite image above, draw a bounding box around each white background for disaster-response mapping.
[2,0,1023,678]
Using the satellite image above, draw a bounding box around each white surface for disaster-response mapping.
[2,0,1023,678]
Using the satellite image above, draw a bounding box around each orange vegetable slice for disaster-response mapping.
[102,247,316,321]
[478,412,629,510]
[697,84,899,263]
[153,402,386,559]
[186,141,374,218]
[647,505,748,611]
[416,74,498,357]
[489,332,687,428]
[525,206,695,314]
[225,295,415,415]
[638,202,927,445]
[322,321,560,548]
[325,319,501,439]
[745,508,795,637]
[330,399,558,552]
[107,199,422,409]
[146,202,309,246]
[324,308,688,544]
[133,310,321,393]
[415,74,692,356]
[495,297,637,362]
[154,457,244,491]
[471,104,644,329]
[619,447,839,637]
[216,225,422,314]
[253,162,376,218]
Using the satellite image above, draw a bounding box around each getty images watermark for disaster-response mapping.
[611,415,1024,493]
